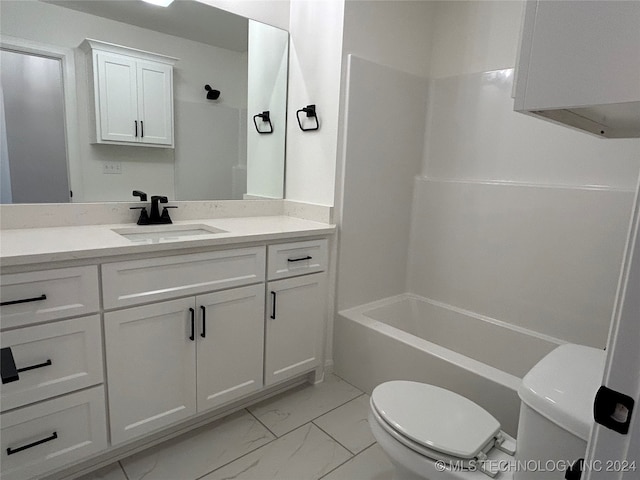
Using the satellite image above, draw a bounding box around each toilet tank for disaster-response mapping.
[514,344,606,480]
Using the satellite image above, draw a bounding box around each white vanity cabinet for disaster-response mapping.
[0,267,107,480]
[0,231,332,476]
[102,247,267,444]
[264,240,328,386]
[82,39,177,147]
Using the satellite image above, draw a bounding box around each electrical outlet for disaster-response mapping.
[103,162,122,174]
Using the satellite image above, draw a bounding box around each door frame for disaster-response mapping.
[585,174,640,478]
[0,35,81,202]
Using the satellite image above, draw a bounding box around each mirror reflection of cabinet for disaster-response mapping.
[82,39,177,148]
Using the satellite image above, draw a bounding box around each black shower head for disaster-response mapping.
[204,84,220,100]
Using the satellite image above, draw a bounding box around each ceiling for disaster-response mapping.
[46,0,249,52]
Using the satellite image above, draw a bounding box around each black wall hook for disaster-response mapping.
[296,104,319,131]
[253,111,273,134]
[204,85,220,100]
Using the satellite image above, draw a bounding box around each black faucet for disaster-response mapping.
[130,192,177,225]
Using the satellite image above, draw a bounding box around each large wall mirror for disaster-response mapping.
[0,0,288,203]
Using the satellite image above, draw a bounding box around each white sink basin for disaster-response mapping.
[113,224,227,244]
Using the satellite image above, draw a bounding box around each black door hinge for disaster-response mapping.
[594,386,635,435]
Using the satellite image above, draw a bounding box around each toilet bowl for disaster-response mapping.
[369,344,606,480]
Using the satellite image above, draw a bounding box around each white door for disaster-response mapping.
[137,60,173,146]
[96,52,138,143]
[585,180,640,479]
[104,298,196,445]
[265,273,326,386]
[196,285,264,411]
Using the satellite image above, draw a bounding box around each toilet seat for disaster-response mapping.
[371,381,516,477]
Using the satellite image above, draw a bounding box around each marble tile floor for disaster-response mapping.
[79,374,393,480]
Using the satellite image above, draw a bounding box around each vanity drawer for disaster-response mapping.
[267,239,328,280]
[102,246,266,309]
[0,266,100,329]
[0,386,108,480]
[1,315,104,412]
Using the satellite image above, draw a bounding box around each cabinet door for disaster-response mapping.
[196,285,264,412]
[104,298,196,445]
[265,273,326,386]
[137,60,173,146]
[96,52,138,143]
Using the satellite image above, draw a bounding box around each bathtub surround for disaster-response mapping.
[337,56,428,311]
[407,68,638,348]
[408,178,633,348]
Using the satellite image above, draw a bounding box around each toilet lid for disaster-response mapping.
[371,381,501,459]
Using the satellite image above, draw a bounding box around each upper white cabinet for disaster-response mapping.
[82,39,177,147]
[514,1,640,138]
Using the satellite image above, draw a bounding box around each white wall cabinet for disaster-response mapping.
[514,0,640,138]
[83,39,177,147]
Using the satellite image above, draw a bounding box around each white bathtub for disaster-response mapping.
[334,293,563,436]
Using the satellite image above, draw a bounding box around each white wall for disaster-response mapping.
[196,0,290,30]
[285,0,345,206]
[1,0,247,202]
[342,0,436,78]
[246,21,288,199]
[429,0,523,79]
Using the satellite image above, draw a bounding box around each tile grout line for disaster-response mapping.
[260,391,366,438]
[311,420,363,456]
[317,442,381,479]
[192,407,285,480]
[192,421,323,480]
[330,373,365,393]
[245,407,278,438]
[117,461,131,480]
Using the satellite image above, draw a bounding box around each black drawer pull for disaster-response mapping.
[1,348,53,384]
[7,432,58,456]
[287,256,312,263]
[200,306,206,338]
[1,294,47,307]
[270,291,277,320]
[18,359,52,374]
[135,120,138,137]
[189,308,195,341]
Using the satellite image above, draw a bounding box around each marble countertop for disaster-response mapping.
[0,216,335,267]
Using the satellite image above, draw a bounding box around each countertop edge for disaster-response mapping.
[0,219,336,269]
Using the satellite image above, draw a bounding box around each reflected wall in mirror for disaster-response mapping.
[0,0,288,203]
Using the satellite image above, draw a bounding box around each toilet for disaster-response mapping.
[369,344,606,480]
